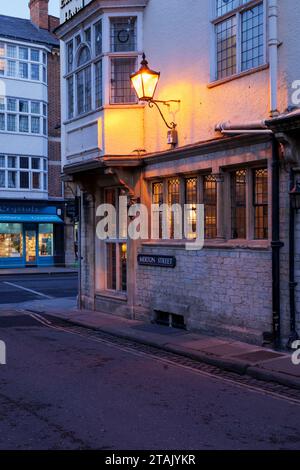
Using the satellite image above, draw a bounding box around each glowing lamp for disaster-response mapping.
[131,54,160,102]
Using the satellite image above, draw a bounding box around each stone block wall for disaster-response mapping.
[136,245,272,344]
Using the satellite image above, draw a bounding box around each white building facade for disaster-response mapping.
[0,5,65,268]
[57,0,300,348]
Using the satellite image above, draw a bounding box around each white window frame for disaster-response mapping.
[0,155,48,192]
[211,0,267,82]
[0,41,47,84]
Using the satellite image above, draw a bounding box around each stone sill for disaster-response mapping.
[95,290,128,302]
[141,240,270,251]
[207,64,269,89]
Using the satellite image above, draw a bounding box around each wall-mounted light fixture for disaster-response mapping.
[131,54,180,146]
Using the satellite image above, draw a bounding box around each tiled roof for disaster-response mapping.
[0,14,59,47]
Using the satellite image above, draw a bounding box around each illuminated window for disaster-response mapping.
[254,168,268,239]
[0,223,23,258]
[39,224,53,257]
[203,175,217,239]
[152,182,164,239]
[185,177,198,239]
[231,169,247,239]
[168,178,180,239]
[214,1,264,80]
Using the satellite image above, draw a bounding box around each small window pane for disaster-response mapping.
[19,47,28,60]
[204,175,217,239]
[32,172,40,189]
[8,171,17,188]
[31,101,40,114]
[43,118,47,135]
[31,64,39,81]
[95,61,102,108]
[94,21,102,56]
[185,177,198,239]
[0,43,4,56]
[241,3,264,71]
[110,17,137,52]
[85,28,91,43]
[67,76,74,118]
[7,44,17,58]
[20,157,29,169]
[7,114,16,132]
[20,172,29,189]
[19,62,28,79]
[77,46,91,67]
[216,0,239,17]
[0,170,5,188]
[67,41,73,73]
[0,155,5,167]
[254,168,268,239]
[0,60,5,76]
[0,113,5,130]
[43,66,47,83]
[231,169,247,239]
[7,60,16,77]
[19,115,29,133]
[31,49,40,62]
[7,98,16,111]
[0,97,4,111]
[110,58,137,104]
[107,243,117,290]
[19,100,29,113]
[8,156,16,168]
[216,16,237,79]
[31,116,40,134]
[168,178,180,239]
[32,158,40,170]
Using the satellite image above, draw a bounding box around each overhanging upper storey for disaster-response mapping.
[58,0,149,34]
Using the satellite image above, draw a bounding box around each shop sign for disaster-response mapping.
[137,254,176,268]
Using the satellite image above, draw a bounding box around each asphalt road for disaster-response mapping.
[0,274,78,304]
[0,311,300,450]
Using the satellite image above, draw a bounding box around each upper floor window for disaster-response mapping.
[0,42,46,83]
[110,17,137,52]
[0,97,47,136]
[214,0,265,80]
[0,155,47,192]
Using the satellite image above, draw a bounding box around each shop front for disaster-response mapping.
[0,202,65,268]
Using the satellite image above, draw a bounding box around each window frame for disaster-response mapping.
[211,0,267,82]
[0,97,45,136]
[0,155,47,192]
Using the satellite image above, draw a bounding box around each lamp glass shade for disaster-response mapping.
[131,56,160,101]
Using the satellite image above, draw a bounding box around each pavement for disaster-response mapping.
[0,267,78,276]
[34,306,300,392]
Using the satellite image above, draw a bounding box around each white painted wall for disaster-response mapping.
[60,0,300,163]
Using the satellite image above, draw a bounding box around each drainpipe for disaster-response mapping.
[287,168,299,347]
[216,123,283,348]
[271,136,283,349]
[268,0,279,117]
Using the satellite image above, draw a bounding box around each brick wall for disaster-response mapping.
[47,48,61,198]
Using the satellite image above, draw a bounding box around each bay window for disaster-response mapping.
[0,97,45,135]
[214,0,265,80]
[0,155,47,191]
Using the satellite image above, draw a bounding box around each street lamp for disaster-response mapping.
[131,54,180,144]
[290,180,300,212]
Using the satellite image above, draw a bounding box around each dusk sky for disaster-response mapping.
[0,0,60,19]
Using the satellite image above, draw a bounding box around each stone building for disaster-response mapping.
[0,0,65,267]
[56,0,300,347]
